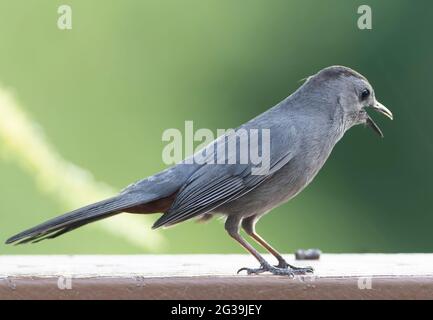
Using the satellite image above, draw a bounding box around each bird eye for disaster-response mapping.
[360,89,370,100]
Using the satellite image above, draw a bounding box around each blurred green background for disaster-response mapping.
[0,0,432,254]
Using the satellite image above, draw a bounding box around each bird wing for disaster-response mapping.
[152,122,299,228]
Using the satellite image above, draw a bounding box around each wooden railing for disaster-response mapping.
[1,254,432,299]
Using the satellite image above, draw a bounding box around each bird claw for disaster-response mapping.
[237,267,263,275]
[237,262,314,277]
[286,265,314,274]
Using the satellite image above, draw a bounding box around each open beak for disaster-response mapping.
[365,101,393,138]
[371,101,393,120]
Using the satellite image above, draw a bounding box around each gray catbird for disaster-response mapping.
[6,66,393,276]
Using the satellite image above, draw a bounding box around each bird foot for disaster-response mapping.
[237,262,314,277]
[276,261,314,271]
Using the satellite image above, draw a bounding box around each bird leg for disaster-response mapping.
[225,216,313,276]
[241,216,314,273]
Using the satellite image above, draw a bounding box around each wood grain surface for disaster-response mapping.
[1,254,433,299]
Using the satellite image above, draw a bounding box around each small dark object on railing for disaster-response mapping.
[295,249,322,260]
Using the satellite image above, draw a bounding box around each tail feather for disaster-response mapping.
[6,195,139,245]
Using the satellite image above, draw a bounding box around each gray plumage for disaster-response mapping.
[6,66,393,275]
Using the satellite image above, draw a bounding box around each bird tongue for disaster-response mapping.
[365,101,393,138]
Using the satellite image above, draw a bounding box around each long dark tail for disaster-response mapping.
[6,195,141,245]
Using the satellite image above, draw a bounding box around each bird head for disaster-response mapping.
[307,66,393,137]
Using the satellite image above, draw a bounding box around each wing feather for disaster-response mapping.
[152,120,300,228]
